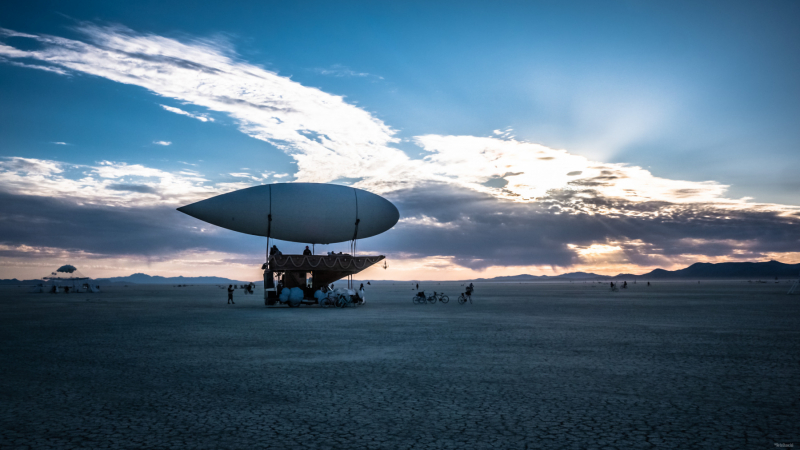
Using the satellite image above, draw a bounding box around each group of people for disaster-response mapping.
[270,244,355,258]
[227,283,255,304]
[609,281,651,290]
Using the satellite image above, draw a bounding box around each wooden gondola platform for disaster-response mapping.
[264,254,384,304]
[269,254,384,273]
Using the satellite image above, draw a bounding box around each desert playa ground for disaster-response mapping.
[1,281,798,449]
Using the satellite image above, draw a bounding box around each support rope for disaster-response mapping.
[265,185,273,272]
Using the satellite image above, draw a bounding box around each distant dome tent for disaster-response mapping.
[33,265,100,293]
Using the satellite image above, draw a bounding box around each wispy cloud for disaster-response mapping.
[51,141,70,145]
[153,141,171,146]
[0,56,70,75]
[0,24,403,188]
[313,64,383,80]
[160,104,214,122]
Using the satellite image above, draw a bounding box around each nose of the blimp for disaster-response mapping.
[176,186,271,236]
[176,203,199,218]
[177,199,220,225]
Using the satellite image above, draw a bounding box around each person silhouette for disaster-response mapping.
[227,285,235,304]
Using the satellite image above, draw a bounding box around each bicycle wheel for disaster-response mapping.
[440,295,449,304]
[413,296,420,304]
[427,295,437,304]
[319,297,329,308]
[458,294,466,304]
[336,294,347,308]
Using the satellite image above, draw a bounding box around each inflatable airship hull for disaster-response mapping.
[177,183,399,244]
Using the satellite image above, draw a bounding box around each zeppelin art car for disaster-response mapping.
[178,183,399,307]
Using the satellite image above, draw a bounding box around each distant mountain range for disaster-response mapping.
[0,273,255,286]
[95,273,255,285]
[473,260,800,282]
[1,261,798,286]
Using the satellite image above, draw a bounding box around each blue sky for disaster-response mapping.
[0,1,798,280]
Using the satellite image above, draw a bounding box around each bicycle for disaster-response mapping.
[457,292,472,304]
[412,292,428,304]
[427,292,449,304]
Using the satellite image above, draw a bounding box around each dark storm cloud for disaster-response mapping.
[371,183,800,269]
[106,184,160,194]
[0,184,797,271]
[0,192,262,258]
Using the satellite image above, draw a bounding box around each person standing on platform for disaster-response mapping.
[227,285,235,304]
[303,246,312,256]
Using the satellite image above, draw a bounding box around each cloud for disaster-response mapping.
[153,141,171,146]
[160,104,214,122]
[0,57,70,75]
[0,157,250,207]
[414,135,732,205]
[313,64,383,80]
[0,193,266,281]
[106,184,160,194]
[375,182,800,271]
[0,24,405,187]
[51,142,70,145]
